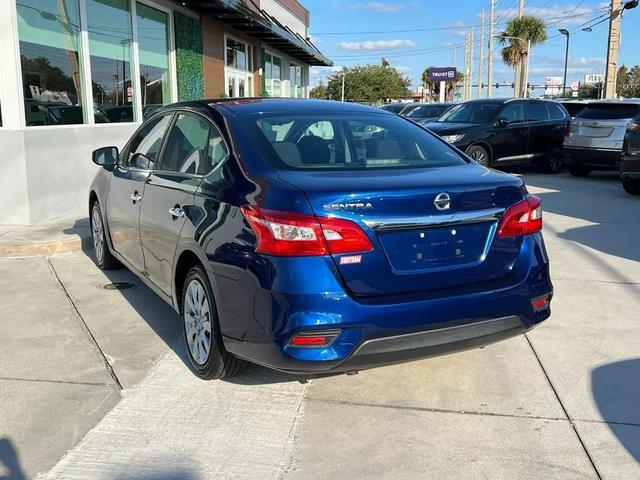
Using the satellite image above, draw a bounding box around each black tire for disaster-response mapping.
[466,145,491,167]
[90,202,120,270]
[621,177,640,195]
[568,165,591,177]
[181,265,244,380]
[543,146,564,173]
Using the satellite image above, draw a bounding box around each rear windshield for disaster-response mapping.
[239,113,468,171]
[437,102,501,123]
[405,105,450,119]
[577,104,640,120]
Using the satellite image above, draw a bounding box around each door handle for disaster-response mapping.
[168,206,185,219]
[130,191,142,203]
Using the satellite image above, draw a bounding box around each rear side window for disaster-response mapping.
[161,113,227,175]
[548,103,568,121]
[526,102,550,122]
[577,104,640,120]
[246,113,467,171]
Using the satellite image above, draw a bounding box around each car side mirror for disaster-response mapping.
[496,118,510,128]
[92,146,119,169]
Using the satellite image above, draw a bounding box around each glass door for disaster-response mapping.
[225,71,252,98]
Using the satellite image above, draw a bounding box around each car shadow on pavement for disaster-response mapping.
[591,359,640,463]
[0,438,26,480]
[79,243,334,386]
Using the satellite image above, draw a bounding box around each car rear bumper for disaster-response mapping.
[562,146,621,169]
[217,233,552,374]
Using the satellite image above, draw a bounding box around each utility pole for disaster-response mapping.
[463,32,469,100]
[464,28,473,101]
[604,0,622,98]
[487,0,495,97]
[478,9,485,98]
[513,0,525,97]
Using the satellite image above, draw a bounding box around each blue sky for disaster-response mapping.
[306,1,640,97]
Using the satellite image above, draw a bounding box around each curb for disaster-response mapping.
[0,236,92,258]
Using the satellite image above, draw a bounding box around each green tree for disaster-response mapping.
[618,65,640,97]
[616,65,629,96]
[310,82,328,99]
[421,68,463,102]
[325,65,411,103]
[498,15,547,96]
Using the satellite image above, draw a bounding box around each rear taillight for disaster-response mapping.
[497,195,542,238]
[564,122,572,137]
[241,206,373,256]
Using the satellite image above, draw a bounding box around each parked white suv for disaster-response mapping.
[562,100,640,176]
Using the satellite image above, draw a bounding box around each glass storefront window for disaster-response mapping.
[263,52,281,97]
[226,37,250,71]
[136,3,171,119]
[17,0,87,126]
[87,0,134,123]
[290,64,302,98]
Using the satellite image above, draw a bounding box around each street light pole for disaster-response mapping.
[341,71,346,102]
[559,29,570,98]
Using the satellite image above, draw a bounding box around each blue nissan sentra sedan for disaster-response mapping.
[88,98,552,379]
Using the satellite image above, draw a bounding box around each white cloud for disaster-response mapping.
[394,65,412,74]
[495,3,606,28]
[337,39,417,51]
[348,1,421,13]
[309,66,345,86]
[445,21,468,38]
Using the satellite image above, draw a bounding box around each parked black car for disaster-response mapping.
[403,103,454,123]
[380,103,410,114]
[424,98,570,172]
[620,115,640,195]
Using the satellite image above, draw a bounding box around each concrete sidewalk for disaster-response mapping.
[0,214,90,257]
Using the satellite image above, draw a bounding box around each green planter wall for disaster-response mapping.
[174,12,204,101]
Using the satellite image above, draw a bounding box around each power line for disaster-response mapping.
[313,9,606,35]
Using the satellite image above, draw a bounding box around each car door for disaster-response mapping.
[139,111,217,294]
[106,114,173,272]
[525,101,556,162]
[490,102,529,164]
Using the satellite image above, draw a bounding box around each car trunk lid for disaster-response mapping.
[278,164,526,297]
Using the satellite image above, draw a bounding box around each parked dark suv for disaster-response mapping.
[620,114,640,195]
[424,98,570,172]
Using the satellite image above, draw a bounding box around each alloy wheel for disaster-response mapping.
[184,279,212,365]
[92,207,104,263]
[468,148,488,166]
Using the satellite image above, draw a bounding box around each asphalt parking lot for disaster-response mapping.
[1,171,638,480]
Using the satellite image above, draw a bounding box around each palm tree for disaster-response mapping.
[499,15,547,97]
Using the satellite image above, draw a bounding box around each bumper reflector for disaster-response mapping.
[532,294,550,311]
[289,330,341,348]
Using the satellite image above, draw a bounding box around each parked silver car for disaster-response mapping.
[562,100,640,176]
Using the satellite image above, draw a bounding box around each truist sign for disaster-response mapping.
[429,67,457,82]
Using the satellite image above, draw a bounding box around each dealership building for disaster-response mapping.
[0,0,331,225]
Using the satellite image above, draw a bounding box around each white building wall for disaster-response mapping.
[23,125,138,223]
[260,0,308,37]
[0,131,30,224]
